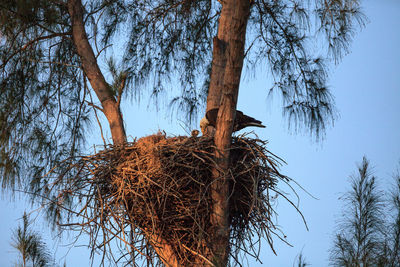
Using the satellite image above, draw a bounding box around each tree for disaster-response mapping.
[1,0,365,266]
[11,212,54,267]
[330,157,385,266]
[379,167,400,267]
[329,157,400,267]
[293,251,310,267]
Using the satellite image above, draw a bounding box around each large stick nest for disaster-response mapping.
[50,132,295,266]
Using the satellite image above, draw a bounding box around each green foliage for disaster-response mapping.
[380,168,400,266]
[119,0,366,138]
[11,212,54,267]
[105,56,128,98]
[330,157,385,266]
[0,0,89,192]
[249,0,366,138]
[120,0,217,122]
[330,158,400,267]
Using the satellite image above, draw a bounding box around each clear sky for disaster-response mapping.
[1,0,399,266]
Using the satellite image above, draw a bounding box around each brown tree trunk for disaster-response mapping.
[147,229,179,267]
[206,35,227,112]
[68,0,126,145]
[208,0,251,266]
[68,1,180,265]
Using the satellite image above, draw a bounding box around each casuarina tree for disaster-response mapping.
[330,159,400,267]
[0,0,365,266]
[11,212,54,267]
[330,157,385,267]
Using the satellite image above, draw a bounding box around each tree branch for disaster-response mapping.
[68,0,126,145]
[1,32,70,69]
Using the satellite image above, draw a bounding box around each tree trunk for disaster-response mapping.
[146,228,180,267]
[68,0,126,145]
[208,0,251,266]
[68,1,180,265]
[206,35,227,112]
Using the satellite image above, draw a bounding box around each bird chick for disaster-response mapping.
[191,129,199,138]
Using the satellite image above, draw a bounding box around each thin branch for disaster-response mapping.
[1,32,70,69]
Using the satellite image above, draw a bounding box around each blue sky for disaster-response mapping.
[1,0,399,266]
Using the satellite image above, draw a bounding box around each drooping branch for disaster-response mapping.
[0,32,70,69]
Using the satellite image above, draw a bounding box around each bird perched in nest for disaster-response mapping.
[200,108,266,136]
[191,129,199,138]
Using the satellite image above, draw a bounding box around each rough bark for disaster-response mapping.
[208,0,251,266]
[68,0,126,145]
[147,230,180,267]
[68,1,180,265]
[206,36,227,112]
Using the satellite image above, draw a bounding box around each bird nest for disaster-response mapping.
[49,132,295,266]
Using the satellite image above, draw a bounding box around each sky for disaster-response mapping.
[1,0,399,266]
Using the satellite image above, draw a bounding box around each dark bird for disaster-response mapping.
[200,108,265,135]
